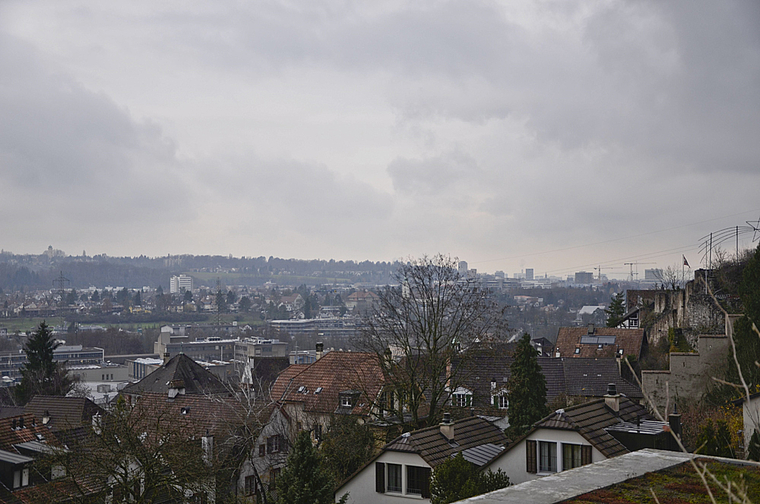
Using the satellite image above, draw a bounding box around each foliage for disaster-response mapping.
[320,415,377,484]
[605,292,625,327]
[276,431,335,504]
[667,327,692,353]
[679,402,742,455]
[47,395,212,504]
[15,321,74,404]
[430,452,510,504]
[506,334,549,438]
[695,419,734,458]
[359,255,508,430]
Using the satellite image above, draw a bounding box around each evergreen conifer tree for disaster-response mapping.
[276,431,335,504]
[605,292,626,327]
[506,334,549,438]
[15,321,73,404]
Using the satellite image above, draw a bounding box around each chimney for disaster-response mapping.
[440,412,454,441]
[604,383,620,413]
[587,324,595,335]
[316,342,324,361]
[668,403,681,440]
[42,410,50,426]
[163,351,170,364]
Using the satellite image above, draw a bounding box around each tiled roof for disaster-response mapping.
[384,416,508,468]
[535,397,653,458]
[555,327,646,359]
[130,391,244,440]
[122,353,229,396]
[456,354,641,407]
[271,352,384,415]
[0,415,58,452]
[24,396,103,433]
[562,359,643,399]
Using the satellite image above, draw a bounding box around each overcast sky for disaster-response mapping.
[1,0,759,279]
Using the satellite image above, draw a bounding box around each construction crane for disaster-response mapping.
[623,262,656,282]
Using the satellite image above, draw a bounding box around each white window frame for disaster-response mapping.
[491,391,508,409]
[538,441,557,473]
[451,387,472,407]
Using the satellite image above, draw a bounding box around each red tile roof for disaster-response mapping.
[271,352,385,415]
[555,327,646,359]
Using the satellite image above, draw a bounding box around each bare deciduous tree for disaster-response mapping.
[358,255,508,430]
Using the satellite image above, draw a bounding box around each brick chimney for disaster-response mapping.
[604,383,620,413]
[316,342,324,361]
[440,412,454,441]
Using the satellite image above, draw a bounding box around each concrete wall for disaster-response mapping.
[336,451,432,504]
[641,334,729,414]
[487,428,604,486]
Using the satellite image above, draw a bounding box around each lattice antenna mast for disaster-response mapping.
[52,271,70,305]
[216,277,222,327]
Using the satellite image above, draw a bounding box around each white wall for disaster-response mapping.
[487,428,604,485]
[336,451,431,504]
[743,396,760,455]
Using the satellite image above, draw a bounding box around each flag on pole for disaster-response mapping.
[683,255,690,268]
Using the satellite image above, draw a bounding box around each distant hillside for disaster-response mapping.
[0,251,399,290]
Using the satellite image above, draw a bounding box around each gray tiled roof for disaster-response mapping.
[536,397,653,458]
[384,416,508,468]
[121,353,229,396]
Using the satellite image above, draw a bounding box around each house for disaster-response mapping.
[121,353,230,399]
[344,290,379,315]
[554,326,646,360]
[335,415,508,503]
[484,385,678,485]
[457,449,751,504]
[23,396,103,443]
[270,351,386,439]
[453,353,643,420]
[735,391,760,457]
[239,404,292,501]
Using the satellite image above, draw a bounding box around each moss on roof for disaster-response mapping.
[566,459,760,504]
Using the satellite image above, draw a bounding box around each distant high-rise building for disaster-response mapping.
[458,261,468,276]
[526,268,534,281]
[644,269,664,281]
[494,271,505,279]
[170,274,193,294]
[574,271,594,284]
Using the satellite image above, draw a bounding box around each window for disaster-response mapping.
[341,395,352,408]
[406,466,431,497]
[270,468,280,489]
[314,424,322,440]
[387,463,402,493]
[452,389,472,407]
[245,475,256,495]
[563,443,582,470]
[539,441,557,473]
[267,435,281,454]
[491,393,508,409]
[574,347,580,354]
[259,444,265,457]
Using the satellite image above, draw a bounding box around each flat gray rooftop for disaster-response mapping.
[458,449,692,504]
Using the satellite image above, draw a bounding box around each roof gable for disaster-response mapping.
[122,354,229,396]
[384,416,508,468]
